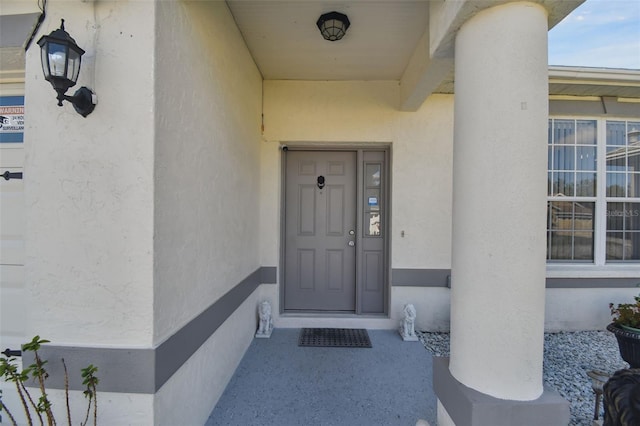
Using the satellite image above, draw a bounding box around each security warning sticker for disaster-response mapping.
[0,97,24,143]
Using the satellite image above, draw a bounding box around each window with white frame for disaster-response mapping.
[547,118,640,263]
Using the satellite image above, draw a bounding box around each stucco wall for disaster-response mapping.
[153,1,263,345]
[546,288,640,331]
[260,81,455,330]
[23,0,155,346]
[262,81,455,271]
[155,285,262,426]
[152,2,263,423]
[261,80,639,333]
[17,1,263,423]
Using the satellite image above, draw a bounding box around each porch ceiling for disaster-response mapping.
[226,1,639,103]
[225,1,429,81]
[226,0,614,106]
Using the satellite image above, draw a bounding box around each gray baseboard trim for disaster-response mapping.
[546,277,640,288]
[260,266,277,283]
[392,268,640,288]
[155,267,264,389]
[22,266,273,394]
[392,269,450,287]
[433,357,569,426]
[22,345,155,394]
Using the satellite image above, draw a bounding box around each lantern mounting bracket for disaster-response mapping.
[56,86,96,117]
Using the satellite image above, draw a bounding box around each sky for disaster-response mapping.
[548,0,640,69]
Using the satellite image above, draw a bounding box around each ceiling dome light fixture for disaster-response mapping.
[316,11,350,41]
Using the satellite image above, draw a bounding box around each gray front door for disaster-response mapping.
[284,150,357,311]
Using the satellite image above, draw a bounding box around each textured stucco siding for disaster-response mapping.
[262,81,455,271]
[20,0,263,423]
[23,0,156,346]
[261,81,454,328]
[153,1,262,344]
[152,2,263,424]
[154,283,262,426]
[545,288,640,331]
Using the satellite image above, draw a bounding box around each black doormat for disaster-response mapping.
[298,328,372,348]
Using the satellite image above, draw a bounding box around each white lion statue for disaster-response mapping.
[256,300,273,338]
[399,303,418,341]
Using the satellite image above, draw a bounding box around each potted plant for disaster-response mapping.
[608,294,640,368]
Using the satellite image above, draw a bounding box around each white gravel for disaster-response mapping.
[417,330,628,426]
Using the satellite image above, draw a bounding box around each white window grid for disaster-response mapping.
[548,116,640,266]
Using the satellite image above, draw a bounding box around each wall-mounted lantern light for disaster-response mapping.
[37,19,96,117]
[316,11,350,42]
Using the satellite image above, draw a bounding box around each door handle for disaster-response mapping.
[348,241,355,247]
[2,171,22,181]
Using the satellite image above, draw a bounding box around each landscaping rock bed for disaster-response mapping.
[417,330,628,425]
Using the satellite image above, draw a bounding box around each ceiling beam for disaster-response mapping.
[400,0,585,111]
[400,29,452,111]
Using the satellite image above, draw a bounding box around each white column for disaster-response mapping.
[449,2,549,400]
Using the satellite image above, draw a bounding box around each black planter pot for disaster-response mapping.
[608,322,640,368]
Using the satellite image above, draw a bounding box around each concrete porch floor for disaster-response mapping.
[206,328,437,426]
